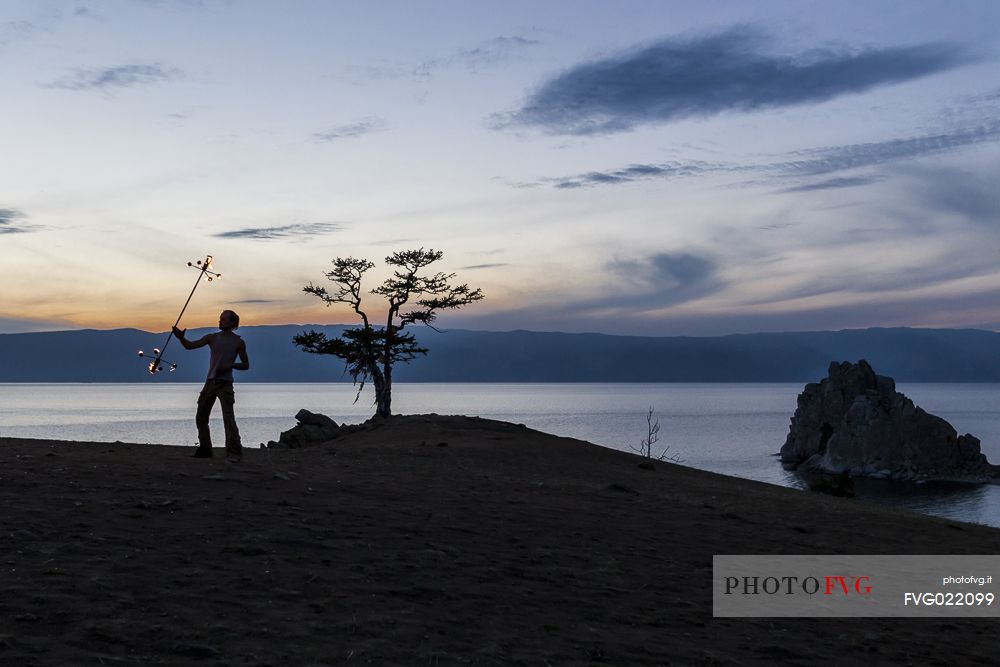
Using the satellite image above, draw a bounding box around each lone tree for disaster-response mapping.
[293,249,484,418]
[630,407,683,467]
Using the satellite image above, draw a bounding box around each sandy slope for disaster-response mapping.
[1,414,998,666]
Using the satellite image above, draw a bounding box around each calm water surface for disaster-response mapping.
[2,382,1000,528]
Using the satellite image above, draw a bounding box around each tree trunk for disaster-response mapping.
[374,366,392,418]
[375,329,394,419]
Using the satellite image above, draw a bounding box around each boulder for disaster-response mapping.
[780,360,998,482]
[266,410,340,449]
[295,409,338,430]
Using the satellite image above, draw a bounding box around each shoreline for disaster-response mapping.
[2,414,999,664]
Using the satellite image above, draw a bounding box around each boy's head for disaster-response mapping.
[219,309,240,331]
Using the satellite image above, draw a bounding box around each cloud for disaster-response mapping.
[621,251,718,289]
[214,222,342,240]
[460,263,508,270]
[347,36,539,83]
[526,122,1000,190]
[73,6,103,20]
[311,116,387,142]
[546,161,713,189]
[0,315,77,334]
[46,63,181,91]
[415,36,540,76]
[0,208,37,234]
[896,164,1000,225]
[0,19,34,48]
[778,175,884,193]
[448,251,727,333]
[758,222,797,231]
[453,285,1000,336]
[774,123,1000,177]
[496,27,971,135]
[600,251,724,310]
[370,237,418,246]
[233,299,275,304]
[129,0,223,8]
[755,256,997,305]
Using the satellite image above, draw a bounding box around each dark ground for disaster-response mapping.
[1,414,998,665]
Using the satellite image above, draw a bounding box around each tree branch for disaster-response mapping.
[304,257,375,328]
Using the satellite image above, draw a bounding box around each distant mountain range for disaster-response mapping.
[0,325,998,382]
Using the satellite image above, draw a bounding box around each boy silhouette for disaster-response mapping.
[173,309,250,462]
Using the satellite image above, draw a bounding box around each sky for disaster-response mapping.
[3,0,1000,336]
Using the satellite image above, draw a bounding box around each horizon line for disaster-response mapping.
[2,323,998,339]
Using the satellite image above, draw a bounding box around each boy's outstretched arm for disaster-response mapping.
[172,326,209,350]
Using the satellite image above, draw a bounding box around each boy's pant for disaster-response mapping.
[195,380,242,459]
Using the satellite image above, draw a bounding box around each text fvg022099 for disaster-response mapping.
[904,592,995,607]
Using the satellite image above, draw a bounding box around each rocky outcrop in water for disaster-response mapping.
[780,360,999,482]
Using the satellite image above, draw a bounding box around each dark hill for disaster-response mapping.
[1,325,999,382]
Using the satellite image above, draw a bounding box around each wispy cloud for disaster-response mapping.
[346,36,539,84]
[495,27,971,135]
[0,19,34,49]
[457,250,725,331]
[233,299,275,304]
[525,122,1000,190]
[415,36,540,76]
[370,237,418,246]
[46,63,182,91]
[129,0,224,9]
[460,263,508,270]
[778,175,884,193]
[214,222,342,240]
[758,222,797,231]
[773,123,1000,177]
[73,6,103,20]
[746,248,999,306]
[895,164,1000,225]
[0,208,37,234]
[607,251,723,308]
[0,315,77,334]
[311,116,387,143]
[547,161,713,189]
[456,286,1000,337]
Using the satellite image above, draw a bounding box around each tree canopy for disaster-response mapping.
[294,249,484,417]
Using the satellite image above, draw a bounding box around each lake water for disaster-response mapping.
[3,382,1000,529]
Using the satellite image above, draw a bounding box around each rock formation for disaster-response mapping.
[265,409,340,449]
[780,360,998,482]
